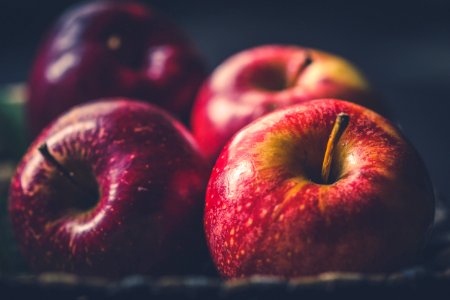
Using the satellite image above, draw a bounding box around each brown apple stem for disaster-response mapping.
[321,113,350,184]
[288,52,313,87]
[38,143,98,201]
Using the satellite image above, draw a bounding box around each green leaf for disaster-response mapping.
[0,83,28,161]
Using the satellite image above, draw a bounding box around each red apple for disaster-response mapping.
[9,99,209,277]
[191,45,383,163]
[28,0,206,137]
[205,99,434,278]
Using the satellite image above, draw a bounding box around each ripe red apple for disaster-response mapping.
[28,0,206,137]
[9,99,209,277]
[205,99,434,278]
[191,45,383,163]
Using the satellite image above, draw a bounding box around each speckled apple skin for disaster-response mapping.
[205,99,434,278]
[9,99,210,277]
[28,0,206,137]
[192,45,382,163]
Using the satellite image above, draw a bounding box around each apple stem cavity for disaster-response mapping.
[321,113,350,184]
[38,143,98,204]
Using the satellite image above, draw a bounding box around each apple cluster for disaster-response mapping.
[7,0,434,279]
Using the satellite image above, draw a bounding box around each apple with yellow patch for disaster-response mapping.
[204,99,434,278]
[191,45,383,163]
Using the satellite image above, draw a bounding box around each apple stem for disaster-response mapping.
[38,143,98,202]
[289,52,313,87]
[321,113,350,184]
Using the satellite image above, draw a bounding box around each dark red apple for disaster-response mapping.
[205,99,434,278]
[9,99,209,277]
[28,0,206,137]
[191,45,383,163]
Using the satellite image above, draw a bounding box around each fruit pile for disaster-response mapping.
[0,0,442,283]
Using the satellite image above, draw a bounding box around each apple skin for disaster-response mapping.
[9,99,210,277]
[28,0,206,137]
[205,99,434,278]
[191,45,382,163]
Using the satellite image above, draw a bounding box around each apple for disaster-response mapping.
[28,0,206,137]
[8,99,209,277]
[191,45,383,163]
[205,99,434,278]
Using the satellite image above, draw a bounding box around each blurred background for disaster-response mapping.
[0,0,449,198]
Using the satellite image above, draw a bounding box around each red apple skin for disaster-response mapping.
[9,99,210,277]
[205,99,434,278]
[28,0,206,137]
[191,45,382,163]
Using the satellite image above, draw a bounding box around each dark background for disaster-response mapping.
[1,0,449,199]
